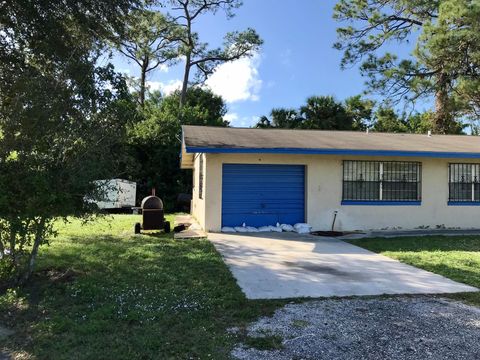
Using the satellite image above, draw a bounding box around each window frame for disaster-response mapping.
[199,154,204,200]
[448,163,480,205]
[341,160,422,205]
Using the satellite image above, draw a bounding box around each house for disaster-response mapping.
[180,125,480,232]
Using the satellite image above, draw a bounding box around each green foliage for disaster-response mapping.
[255,109,303,129]
[345,95,374,131]
[334,0,480,133]
[129,87,227,206]
[371,107,408,133]
[300,96,355,130]
[0,0,140,286]
[417,0,480,128]
[115,9,181,106]
[406,112,440,134]
[256,95,373,131]
[255,94,438,135]
[371,107,462,134]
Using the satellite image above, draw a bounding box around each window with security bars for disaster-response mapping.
[448,163,480,202]
[342,160,422,202]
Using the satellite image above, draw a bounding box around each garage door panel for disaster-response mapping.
[222,164,305,227]
[221,192,304,201]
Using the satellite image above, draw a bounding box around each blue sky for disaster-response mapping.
[112,0,414,127]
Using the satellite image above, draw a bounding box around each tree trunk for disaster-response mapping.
[180,52,191,108]
[139,60,148,108]
[433,72,452,134]
[19,217,46,285]
[139,55,150,108]
[8,227,18,272]
[0,239,5,260]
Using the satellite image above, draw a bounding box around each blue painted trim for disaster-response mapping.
[185,146,480,159]
[341,200,422,206]
[448,201,480,206]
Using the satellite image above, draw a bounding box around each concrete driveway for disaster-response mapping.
[208,232,478,299]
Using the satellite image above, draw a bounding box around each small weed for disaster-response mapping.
[244,335,284,350]
[292,319,310,328]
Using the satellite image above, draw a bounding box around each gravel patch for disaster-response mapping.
[233,297,480,360]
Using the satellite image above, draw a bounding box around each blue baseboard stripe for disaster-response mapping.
[341,201,422,206]
[448,201,480,206]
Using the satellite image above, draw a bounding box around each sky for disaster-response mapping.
[112,0,414,128]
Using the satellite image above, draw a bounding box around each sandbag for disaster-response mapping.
[245,226,259,232]
[234,226,249,233]
[294,223,312,234]
[258,226,271,232]
[296,226,311,234]
[221,227,236,233]
[270,225,283,232]
[280,224,294,232]
[294,223,310,230]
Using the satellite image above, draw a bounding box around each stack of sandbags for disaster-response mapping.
[221,222,307,233]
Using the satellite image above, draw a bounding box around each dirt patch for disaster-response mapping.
[35,267,81,284]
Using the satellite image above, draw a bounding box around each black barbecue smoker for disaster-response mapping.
[134,191,171,234]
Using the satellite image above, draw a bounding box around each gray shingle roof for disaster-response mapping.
[182,125,480,156]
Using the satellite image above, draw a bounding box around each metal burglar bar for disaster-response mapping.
[448,163,480,202]
[343,160,422,202]
[199,154,204,199]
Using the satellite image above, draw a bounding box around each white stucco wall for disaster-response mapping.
[190,153,480,232]
[190,153,206,227]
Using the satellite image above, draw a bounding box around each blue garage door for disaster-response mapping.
[222,164,305,227]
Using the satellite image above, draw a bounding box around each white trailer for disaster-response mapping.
[94,179,137,210]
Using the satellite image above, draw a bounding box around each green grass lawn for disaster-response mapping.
[0,215,285,359]
[348,235,480,306]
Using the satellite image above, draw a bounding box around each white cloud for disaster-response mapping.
[146,79,183,95]
[205,54,262,103]
[146,81,162,92]
[225,114,259,128]
[223,112,239,124]
[158,64,169,73]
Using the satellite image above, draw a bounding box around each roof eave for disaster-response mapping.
[184,146,480,159]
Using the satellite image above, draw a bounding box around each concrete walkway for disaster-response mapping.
[174,214,207,239]
[208,232,478,299]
